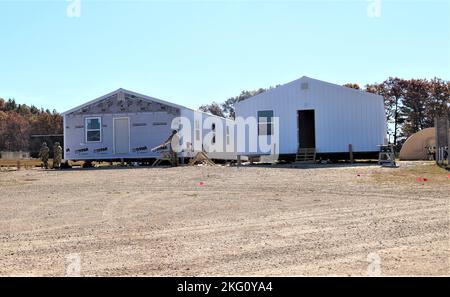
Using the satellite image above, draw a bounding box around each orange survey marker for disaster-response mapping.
[416,177,430,182]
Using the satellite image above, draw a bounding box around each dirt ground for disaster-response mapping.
[0,161,449,276]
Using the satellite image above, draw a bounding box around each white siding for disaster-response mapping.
[63,89,239,161]
[64,112,175,160]
[235,76,387,155]
[180,109,238,160]
[65,109,238,161]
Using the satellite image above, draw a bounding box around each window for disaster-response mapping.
[226,126,230,145]
[85,117,102,142]
[258,111,273,136]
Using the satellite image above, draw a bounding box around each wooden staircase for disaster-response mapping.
[188,152,216,166]
[295,148,316,163]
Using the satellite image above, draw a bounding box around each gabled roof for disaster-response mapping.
[62,88,233,121]
[62,88,189,116]
[303,76,383,98]
[235,76,383,107]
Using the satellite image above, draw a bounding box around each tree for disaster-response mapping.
[0,98,63,153]
[199,102,225,117]
[222,88,269,119]
[425,78,450,126]
[1,112,30,151]
[30,105,40,115]
[343,83,361,90]
[199,87,276,119]
[400,79,429,138]
[17,104,31,115]
[4,99,17,111]
[366,78,406,147]
[365,77,450,148]
[0,111,7,149]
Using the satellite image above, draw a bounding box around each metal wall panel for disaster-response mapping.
[235,77,387,155]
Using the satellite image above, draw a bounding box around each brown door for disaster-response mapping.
[298,110,316,149]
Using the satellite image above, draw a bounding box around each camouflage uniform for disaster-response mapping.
[53,142,63,169]
[39,142,50,169]
[426,146,435,161]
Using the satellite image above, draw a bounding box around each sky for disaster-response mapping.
[0,0,449,112]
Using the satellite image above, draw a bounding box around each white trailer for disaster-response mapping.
[62,88,237,162]
[234,76,387,160]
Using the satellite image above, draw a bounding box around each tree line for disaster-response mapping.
[1,77,448,154]
[200,77,449,151]
[0,98,63,155]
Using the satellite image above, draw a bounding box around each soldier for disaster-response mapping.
[426,146,434,161]
[163,130,180,167]
[53,142,63,169]
[39,142,50,169]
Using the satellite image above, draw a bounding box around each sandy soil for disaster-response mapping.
[0,162,449,276]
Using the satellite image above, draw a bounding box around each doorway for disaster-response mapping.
[114,117,130,154]
[298,110,316,149]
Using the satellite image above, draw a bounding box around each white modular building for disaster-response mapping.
[234,76,387,160]
[62,89,237,162]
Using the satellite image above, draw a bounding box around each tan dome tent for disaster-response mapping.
[400,128,437,160]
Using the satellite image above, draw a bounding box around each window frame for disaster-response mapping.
[85,117,102,143]
[258,110,274,136]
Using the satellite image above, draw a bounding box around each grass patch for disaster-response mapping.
[372,162,450,185]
